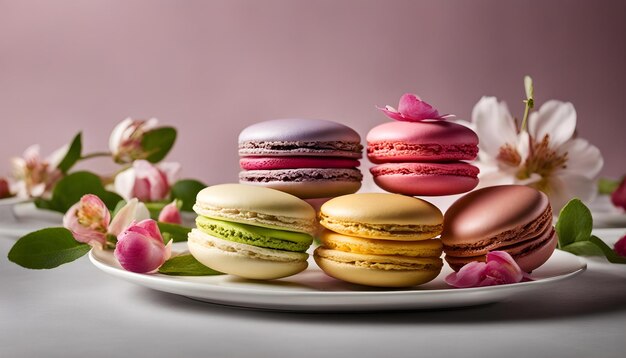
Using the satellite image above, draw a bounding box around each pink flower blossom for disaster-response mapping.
[63,194,111,247]
[114,160,180,202]
[611,178,626,210]
[445,251,525,288]
[158,201,182,224]
[109,118,159,163]
[0,177,11,199]
[114,219,172,273]
[615,235,626,257]
[11,144,66,198]
[63,196,150,248]
[377,93,453,122]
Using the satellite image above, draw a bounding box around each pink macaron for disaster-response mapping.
[370,162,479,196]
[367,121,479,164]
[366,121,479,196]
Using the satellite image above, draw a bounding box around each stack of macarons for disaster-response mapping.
[367,93,480,196]
[314,193,444,287]
[442,185,557,273]
[238,118,364,200]
[187,184,317,280]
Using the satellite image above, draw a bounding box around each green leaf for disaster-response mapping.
[170,179,206,211]
[598,177,622,195]
[57,132,82,174]
[588,235,626,264]
[8,227,91,269]
[158,254,222,276]
[555,198,593,248]
[157,222,191,242]
[141,127,177,163]
[561,241,604,257]
[37,171,123,213]
[145,201,168,220]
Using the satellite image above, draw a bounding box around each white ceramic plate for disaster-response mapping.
[90,243,586,312]
[588,195,626,227]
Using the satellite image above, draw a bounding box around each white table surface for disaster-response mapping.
[2,226,626,358]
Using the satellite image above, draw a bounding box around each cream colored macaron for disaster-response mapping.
[193,183,317,235]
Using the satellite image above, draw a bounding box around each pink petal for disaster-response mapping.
[614,234,626,257]
[445,261,487,288]
[114,230,168,273]
[611,178,626,211]
[133,177,152,202]
[134,219,163,242]
[446,251,525,288]
[397,93,441,120]
[158,201,182,224]
[376,106,406,121]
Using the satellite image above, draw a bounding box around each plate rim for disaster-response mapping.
[89,246,587,298]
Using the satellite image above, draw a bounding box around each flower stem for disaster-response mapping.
[80,152,112,160]
[520,75,534,132]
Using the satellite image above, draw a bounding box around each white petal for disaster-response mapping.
[47,143,70,169]
[545,174,596,213]
[557,138,604,179]
[23,145,41,161]
[472,96,518,158]
[134,202,151,221]
[108,198,138,236]
[144,118,159,131]
[114,167,136,200]
[516,131,530,163]
[109,118,133,154]
[528,100,576,149]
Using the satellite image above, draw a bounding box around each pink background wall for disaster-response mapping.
[1,0,625,186]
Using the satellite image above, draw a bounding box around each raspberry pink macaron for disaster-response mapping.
[238,118,363,199]
[367,95,480,196]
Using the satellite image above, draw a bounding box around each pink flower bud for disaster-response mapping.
[377,93,453,122]
[158,201,182,224]
[114,160,180,202]
[611,178,626,210]
[445,251,524,288]
[63,194,111,247]
[615,235,626,257]
[0,177,11,199]
[114,219,172,273]
[109,118,159,163]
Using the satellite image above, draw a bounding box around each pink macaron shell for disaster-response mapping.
[370,162,479,196]
[240,157,360,170]
[513,230,558,273]
[367,121,478,163]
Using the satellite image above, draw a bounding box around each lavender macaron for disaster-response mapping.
[238,118,363,199]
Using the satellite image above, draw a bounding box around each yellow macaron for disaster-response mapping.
[319,193,443,240]
[314,193,444,287]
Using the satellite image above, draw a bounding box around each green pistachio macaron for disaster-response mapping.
[188,184,318,280]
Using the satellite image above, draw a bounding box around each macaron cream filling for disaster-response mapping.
[239,140,363,157]
[240,168,363,183]
[195,216,313,253]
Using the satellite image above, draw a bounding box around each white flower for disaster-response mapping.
[469,96,603,212]
[11,144,67,198]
